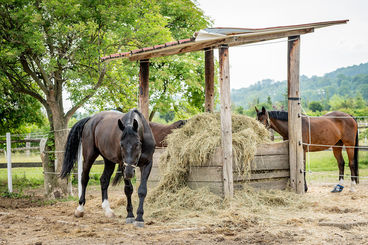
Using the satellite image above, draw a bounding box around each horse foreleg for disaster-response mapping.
[346,148,357,192]
[100,159,116,218]
[135,161,153,228]
[124,178,135,224]
[303,151,308,192]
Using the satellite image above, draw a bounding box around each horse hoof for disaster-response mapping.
[331,184,344,193]
[126,217,135,224]
[74,210,84,218]
[134,221,144,228]
[105,210,115,218]
[350,188,357,193]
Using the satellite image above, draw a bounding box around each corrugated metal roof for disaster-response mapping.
[101,19,348,63]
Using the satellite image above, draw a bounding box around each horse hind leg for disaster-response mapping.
[100,158,116,218]
[333,142,345,185]
[75,150,99,218]
[346,147,357,192]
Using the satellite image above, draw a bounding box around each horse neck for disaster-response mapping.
[270,118,289,139]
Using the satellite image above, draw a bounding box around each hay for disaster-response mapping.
[145,113,305,227]
[151,113,270,192]
[146,184,307,228]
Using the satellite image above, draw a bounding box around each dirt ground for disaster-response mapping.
[1,181,368,245]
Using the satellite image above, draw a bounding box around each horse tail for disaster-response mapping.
[112,164,123,186]
[354,123,359,184]
[60,117,91,178]
[350,115,359,184]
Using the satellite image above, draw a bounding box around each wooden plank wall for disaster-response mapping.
[143,141,289,196]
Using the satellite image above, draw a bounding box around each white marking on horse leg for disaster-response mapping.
[350,180,357,192]
[102,199,115,218]
[74,204,85,218]
[339,179,344,186]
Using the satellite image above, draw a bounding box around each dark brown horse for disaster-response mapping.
[255,107,359,192]
[112,119,187,186]
[60,109,155,227]
[149,120,187,147]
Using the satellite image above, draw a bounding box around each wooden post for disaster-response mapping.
[219,45,233,198]
[205,48,215,112]
[287,36,305,194]
[6,133,12,193]
[25,133,31,157]
[139,59,150,120]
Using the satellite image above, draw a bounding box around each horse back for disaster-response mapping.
[302,111,357,150]
[83,111,124,163]
[322,111,357,130]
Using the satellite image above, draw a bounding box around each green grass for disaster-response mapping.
[0,152,42,163]
[0,163,107,193]
[306,150,368,172]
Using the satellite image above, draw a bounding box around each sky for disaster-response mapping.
[196,0,368,89]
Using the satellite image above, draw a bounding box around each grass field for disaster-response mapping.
[0,150,367,193]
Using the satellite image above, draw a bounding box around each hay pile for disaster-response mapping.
[145,113,306,227]
[150,112,270,193]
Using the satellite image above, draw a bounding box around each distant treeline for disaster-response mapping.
[231,62,368,110]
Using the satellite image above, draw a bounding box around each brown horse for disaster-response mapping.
[149,120,187,147]
[60,109,155,227]
[255,107,359,192]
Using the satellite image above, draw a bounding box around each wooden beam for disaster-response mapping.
[139,59,150,120]
[205,48,215,112]
[287,36,304,194]
[128,28,314,61]
[219,45,233,198]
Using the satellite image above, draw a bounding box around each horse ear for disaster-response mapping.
[133,119,138,132]
[255,107,259,113]
[262,106,266,114]
[118,119,125,131]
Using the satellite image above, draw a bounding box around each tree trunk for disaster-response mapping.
[42,100,72,198]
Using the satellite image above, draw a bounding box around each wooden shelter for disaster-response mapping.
[102,20,348,197]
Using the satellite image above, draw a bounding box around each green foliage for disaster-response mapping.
[309,101,323,112]
[158,0,213,40]
[0,77,45,135]
[231,63,368,111]
[159,111,175,122]
[234,105,245,115]
[86,1,213,118]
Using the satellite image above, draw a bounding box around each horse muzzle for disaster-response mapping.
[123,163,137,180]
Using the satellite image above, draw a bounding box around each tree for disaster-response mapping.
[266,96,272,107]
[0,75,45,135]
[87,0,213,120]
[308,101,323,112]
[354,92,366,109]
[0,0,174,197]
[234,105,244,115]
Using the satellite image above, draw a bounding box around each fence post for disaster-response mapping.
[77,143,83,198]
[25,133,31,157]
[6,133,12,193]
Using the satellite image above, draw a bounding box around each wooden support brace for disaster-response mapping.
[139,59,150,120]
[219,45,233,198]
[287,36,305,194]
[205,48,215,113]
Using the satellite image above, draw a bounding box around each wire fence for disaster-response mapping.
[1,112,368,195]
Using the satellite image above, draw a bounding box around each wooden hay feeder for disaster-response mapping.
[141,140,289,196]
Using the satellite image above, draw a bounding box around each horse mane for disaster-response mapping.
[268,110,289,121]
[120,109,144,137]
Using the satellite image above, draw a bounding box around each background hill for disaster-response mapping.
[231,62,368,109]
